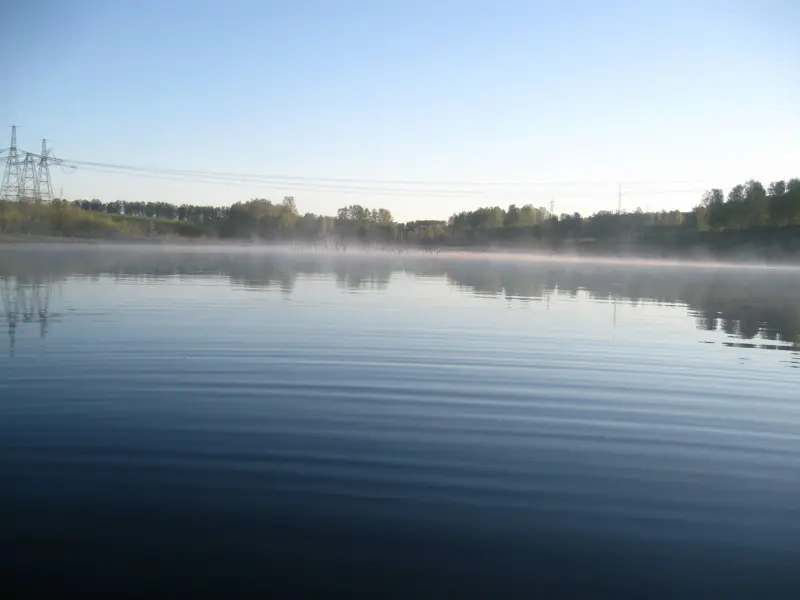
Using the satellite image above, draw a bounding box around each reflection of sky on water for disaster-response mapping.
[1,247,798,365]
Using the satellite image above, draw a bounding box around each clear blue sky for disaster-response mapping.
[2,0,798,221]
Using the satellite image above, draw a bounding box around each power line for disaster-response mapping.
[59,159,708,198]
[4,133,712,212]
[54,157,709,189]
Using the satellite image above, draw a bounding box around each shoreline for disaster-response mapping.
[2,234,800,267]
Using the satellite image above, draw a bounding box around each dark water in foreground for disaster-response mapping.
[1,246,799,598]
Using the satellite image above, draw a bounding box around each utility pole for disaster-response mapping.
[549,197,555,217]
[36,139,54,202]
[617,183,622,214]
[0,125,21,201]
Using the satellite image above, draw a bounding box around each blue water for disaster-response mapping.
[1,246,799,598]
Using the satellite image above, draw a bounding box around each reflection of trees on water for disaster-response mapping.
[0,249,397,295]
[695,302,800,344]
[1,277,54,355]
[2,247,798,354]
[437,262,800,347]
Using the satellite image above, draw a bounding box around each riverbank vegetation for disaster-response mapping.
[1,177,799,256]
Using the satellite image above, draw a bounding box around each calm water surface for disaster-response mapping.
[1,246,799,598]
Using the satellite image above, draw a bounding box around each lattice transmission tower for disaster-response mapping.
[1,127,66,202]
[37,139,54,202]
[0,125,21,200]
[19,152,40,202]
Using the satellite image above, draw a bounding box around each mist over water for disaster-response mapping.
[2,245,799,597]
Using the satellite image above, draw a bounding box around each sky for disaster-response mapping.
[2,0,798,221]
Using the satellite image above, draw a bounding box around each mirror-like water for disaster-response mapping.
[2,245,799,597]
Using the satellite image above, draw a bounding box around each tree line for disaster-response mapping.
[0,176,798,250]
[695,179,800,230]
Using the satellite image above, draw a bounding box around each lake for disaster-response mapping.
[1,245,799,598]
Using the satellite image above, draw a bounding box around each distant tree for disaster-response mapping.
[724,185,747,229]
[727,185,745,204]
[504,204,520,227]
[768,181,786,197]
[105,201,122,214]
[282,196,298,215]
[701,189,725,207]
[743,179,768,226]
[694,205,709,231]
[376,208,394,225]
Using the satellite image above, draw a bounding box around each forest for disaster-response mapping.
[1,177,799,256]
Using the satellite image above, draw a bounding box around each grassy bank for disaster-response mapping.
[0,200,207,241]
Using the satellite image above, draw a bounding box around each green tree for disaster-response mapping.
[282,196,298,215]
[504,204,520,227]
[728,184,745,204]
[743,179,767,227]
[768,181,786,197]
[701,189,724,207]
